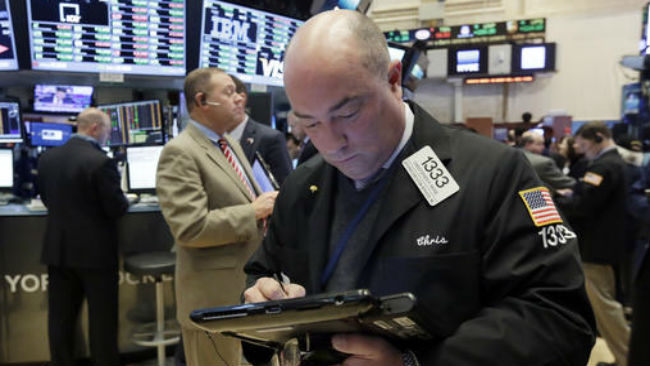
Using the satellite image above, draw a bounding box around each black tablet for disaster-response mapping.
[190,289,433,350]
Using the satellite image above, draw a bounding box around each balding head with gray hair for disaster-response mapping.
[285,10,391,81]
[76,107,111,145]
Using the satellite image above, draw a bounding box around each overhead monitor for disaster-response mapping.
[26,0,186,75]
[25,121,74,147]
[512,43,556,73]
[199,1,304,86]
[447,46,488,76]
[126,145,163,192]
[0,148,13,190]
[387,43,407,62]
[34,84,94,113]
[99,100,163,146]
[0,0,18,71]
[0,101,22,143]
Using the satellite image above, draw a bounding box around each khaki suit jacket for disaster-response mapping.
[156,122,263,329]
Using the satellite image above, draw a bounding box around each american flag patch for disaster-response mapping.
[519,187,563,227]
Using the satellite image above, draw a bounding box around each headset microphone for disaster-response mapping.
[205,101,221,107]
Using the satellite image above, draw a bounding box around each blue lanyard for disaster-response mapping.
[320,178,388,287]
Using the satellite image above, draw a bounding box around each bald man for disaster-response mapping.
[243,10,594,366]
[38,108,129,365]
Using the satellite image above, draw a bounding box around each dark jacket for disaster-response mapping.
[239,118,293,186]
[38,137,128,269]
[557,148,628,265]
[297,139,318,166]
[245,103,595,365]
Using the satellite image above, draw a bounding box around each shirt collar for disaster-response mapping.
[190,119,222,143]
[229,115,248,142]
[593,145,616,160]
[72,133,101,149]
[353,101,414,190]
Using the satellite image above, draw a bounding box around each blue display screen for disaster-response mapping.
[27,121,73,146]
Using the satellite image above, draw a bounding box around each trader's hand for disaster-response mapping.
[243,277,305,303]
[252,191,279,219]
[331,334,404,366]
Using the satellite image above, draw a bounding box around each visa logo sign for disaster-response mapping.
[260,58,283,78]
[214,17,252,43]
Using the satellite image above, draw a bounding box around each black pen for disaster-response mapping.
[273,272,288,296]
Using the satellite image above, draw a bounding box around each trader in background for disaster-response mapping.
[243,10,595,365]
[557,122,631,366]
[38,107,129,365]
[520,130,575,193]
[156,67,278,366]
[228,75,293,185]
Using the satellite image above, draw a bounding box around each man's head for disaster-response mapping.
[184,67,244,135]
[521,131,545,155]
[230,74,248,123]
[77,108,111,145]
[574,121,613,160]
[283,10,404,180]
[522,112,532,123]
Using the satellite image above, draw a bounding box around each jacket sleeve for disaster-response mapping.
[538,157,576,190]
[156,143,260,248]
[420,149,595,365]
[94,158,129,219]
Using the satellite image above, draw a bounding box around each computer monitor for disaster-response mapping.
[126,145,163,193]
[199,1,304,86]
[448,46,488,76]
[387,42,407,62]
[33,84,94,113]
[0,101,22,143]
[25,121,73,147]
[0,0,18,71]
[512,43,556,74]
[26,0,186,75]
[0,148,13,191]
[99,100,163,146]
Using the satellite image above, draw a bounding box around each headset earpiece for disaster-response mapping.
[595,134,603,143]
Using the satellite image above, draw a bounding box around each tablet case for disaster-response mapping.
[190,289,433,351]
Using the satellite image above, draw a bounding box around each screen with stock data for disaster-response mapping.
[26,0,186,75]
[99,100,162,146]
[199,1,303,86]
[0,0,18,71]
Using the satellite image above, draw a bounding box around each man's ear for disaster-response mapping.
[388,60,402,87]
[194,92,205,108]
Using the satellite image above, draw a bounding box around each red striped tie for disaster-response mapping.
[218,138,255,200]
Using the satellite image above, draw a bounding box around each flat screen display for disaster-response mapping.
[99,100,163,146]
[456,50,480,72]
[26,0,186,75]
[512,43,555,73]
[0,148,13,189]
[34,84,94,113]
[199,1,303,86]
[0,101,22,143]
[387,45,406,61]
[0,0,18,71]
[126,145,163,191]
[448,46,487,76]
[25,121,73,146]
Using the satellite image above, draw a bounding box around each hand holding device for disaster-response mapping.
[243,276,305,303]
[331,334,403,366]
[251,191,279,219]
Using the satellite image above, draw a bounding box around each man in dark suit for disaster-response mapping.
[243,10,595,365]
[288,109,318,165]
[38,107,129,365]
[227,75,293,185]
[557,122,631,366]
